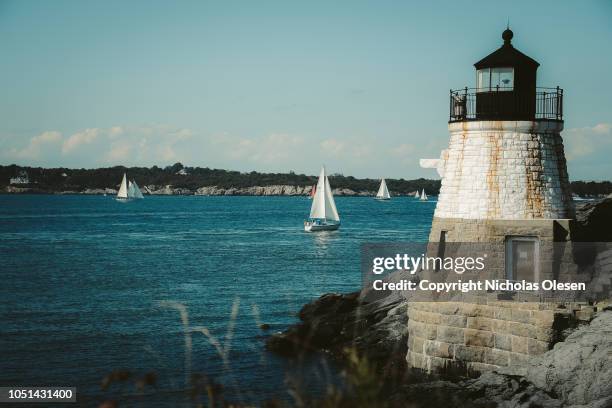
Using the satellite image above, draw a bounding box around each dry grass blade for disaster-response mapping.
[159,300,192,385]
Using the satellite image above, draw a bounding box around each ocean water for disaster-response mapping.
[0,195,435,406]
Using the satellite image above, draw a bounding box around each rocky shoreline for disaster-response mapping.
[265,198,612,407]
[3,184,403,197]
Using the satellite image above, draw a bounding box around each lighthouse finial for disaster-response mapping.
[502,23,513,46]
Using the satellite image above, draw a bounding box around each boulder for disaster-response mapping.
[266,280,408,368]
[496,310,612,406]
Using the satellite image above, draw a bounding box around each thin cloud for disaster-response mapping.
[11,131,63,160]
[62,128,99,154]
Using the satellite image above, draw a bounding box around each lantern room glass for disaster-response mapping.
[476,67,514,92]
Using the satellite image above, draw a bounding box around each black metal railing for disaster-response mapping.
[449,86,563,122]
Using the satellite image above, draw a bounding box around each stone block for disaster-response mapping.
[437,302,462,315]
[454,345,486,363]
[408,320,438,340]
[409,335,425,354]
[493,306,512,321]
[467,316,494,331]
[406,350,426,370]
[527,338,550,355]
[511,308,532,324]
[494,333,512,351]
[491,318,508,332]
[460,303,494,318]
[511,335,528,354]
[407,319,422,334]
[428,356,453,373]
[485,349,510,366]
[516,302,541,311]
[408,309,442,325]
[437,325,465,344]
[507,321,536,338]
[464,329,494,347]
[423,323,438,340]
[424,340,453,359]
[534,326,554,342]
[439,313,467,328]
[530,310,556,325]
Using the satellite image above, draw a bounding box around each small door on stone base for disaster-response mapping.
[505,237,540,282]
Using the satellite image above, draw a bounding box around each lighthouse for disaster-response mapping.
[404,29,593,375]
[421,28,574,269]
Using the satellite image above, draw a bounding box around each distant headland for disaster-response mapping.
[1,163,610,197]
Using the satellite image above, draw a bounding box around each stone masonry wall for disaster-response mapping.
[405,301,596,375]
[434,121,574,221]
[428,217,571,243]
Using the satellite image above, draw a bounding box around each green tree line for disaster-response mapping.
[1,163,610,196]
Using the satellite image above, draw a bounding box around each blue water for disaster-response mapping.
[0,195,434,406]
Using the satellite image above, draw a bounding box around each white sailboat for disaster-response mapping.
[128,180,144,199]
[375,178,391,200]
[116,173,129,201]
[116,173,144,201]
[304,167,340,232]
[419,188,428,201]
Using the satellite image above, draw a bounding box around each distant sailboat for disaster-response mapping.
[116,173,129,200]
[128,180,144,199]
[116,173,144,201]
[304,167,340,232]
[375,178,391,200]
[419,188,428,201]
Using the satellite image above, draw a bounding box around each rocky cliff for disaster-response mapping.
[193,185,375,196]
[3,184,383,196]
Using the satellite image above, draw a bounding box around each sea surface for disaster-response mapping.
[0,195,435,406]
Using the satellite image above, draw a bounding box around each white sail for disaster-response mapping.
[420,189,428,200]
[131,180,144,199]
[323,171,340,222]
[117,173,128,199]
[376,178,391,199]
[309,168,326,219]
[309,167,340,222]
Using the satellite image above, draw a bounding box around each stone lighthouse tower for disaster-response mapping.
[422,28,574,253]
[405,30,590,375]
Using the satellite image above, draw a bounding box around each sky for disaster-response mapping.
[1,0,611,180]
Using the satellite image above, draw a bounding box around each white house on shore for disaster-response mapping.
[10,171,30,185]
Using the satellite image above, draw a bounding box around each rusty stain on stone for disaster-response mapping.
[486,126,501,219]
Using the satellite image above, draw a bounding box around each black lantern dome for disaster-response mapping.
[449,28,563,122]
